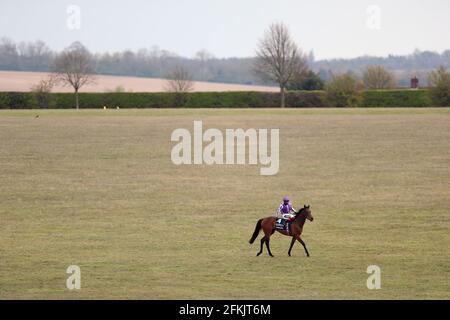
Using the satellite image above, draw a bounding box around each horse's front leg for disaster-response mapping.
[296,236,310,257]
[288,236,296,256]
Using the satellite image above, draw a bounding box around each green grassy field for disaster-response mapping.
[0,108,449,299]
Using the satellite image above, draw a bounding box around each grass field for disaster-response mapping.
[0,108,449,299]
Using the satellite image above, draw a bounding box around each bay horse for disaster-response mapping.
[249,205,314,257]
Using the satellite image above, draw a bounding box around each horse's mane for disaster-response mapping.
[293,207,306,221]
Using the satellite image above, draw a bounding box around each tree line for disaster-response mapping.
[2,23,450,109]
[0,37,260,85]
[252,23,450,107]
[1,35,450,87]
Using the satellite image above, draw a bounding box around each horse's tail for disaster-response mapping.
[249,218,263,244]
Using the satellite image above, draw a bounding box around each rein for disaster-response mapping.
[292,208,307,224]
[292,208,306,227]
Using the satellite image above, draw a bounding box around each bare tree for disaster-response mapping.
[363,65,395,89]
[164,65,194,93]
[52,42,95,109]
[254,23,307,108]
[31,76,56,108]
[326,73,363,107]
[428,66,450,106]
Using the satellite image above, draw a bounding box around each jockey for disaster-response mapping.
[277,195,296,222]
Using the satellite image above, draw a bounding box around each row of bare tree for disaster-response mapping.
[164,23,312,108]
[32,22,449,109]
[43,41,197,109]
[253,23,423,107]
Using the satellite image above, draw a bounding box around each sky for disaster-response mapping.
[1,0,450,60]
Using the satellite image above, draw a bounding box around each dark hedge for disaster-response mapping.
[0,89,443,109]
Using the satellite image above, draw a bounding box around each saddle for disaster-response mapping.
[275,218,291,234]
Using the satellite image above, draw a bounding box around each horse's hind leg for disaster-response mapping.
[296,236,310,257]
[256,236,266,256]
[265,237,274,257]
[288,236,296,256]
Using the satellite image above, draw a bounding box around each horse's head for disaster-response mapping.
[302,205,314,222]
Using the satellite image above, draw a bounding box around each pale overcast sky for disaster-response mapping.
[1,0,449,60]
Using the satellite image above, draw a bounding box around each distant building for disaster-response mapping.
[411,77,419,89]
